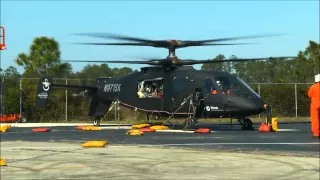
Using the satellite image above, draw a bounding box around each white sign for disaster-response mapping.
[38,92,48,99]
[42,79,50,91]
[103,84,121,92]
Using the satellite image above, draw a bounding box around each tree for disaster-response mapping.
[201,54,225,71]
[15,36,72,77]
[2,66,21,114]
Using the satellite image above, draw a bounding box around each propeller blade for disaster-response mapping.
[178,56,296,65]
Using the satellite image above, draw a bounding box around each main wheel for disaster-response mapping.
[93,117,101,126]
[241,118,254,130]
[19,116,27,123]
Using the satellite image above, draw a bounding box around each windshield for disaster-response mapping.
[214,76,240,92]
[236,77,260,97]
[214,76,260,97]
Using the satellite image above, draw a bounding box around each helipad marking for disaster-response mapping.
[160,142,320,146]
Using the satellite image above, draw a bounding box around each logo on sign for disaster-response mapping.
[42,79,50,91]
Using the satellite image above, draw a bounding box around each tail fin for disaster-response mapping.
[36,77,53,107]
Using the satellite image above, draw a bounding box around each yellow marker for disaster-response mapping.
[272,117,279,132]
[82,126,102,131]
[81,141,108,148]
[150,125,168,130]
[126,129,143,135]
[0,158,7,166]
[131,124,150,129]
[0,124,10,132]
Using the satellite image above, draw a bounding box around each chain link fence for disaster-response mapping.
[0,77,313,122]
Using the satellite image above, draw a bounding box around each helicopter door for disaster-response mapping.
[203,78,223,112]
[165,75,192,114]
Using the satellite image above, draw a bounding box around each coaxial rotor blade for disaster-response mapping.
[181,33,286,45]
[62,59,166,65]
[177,56,296,65]
[72,42,153,46]
[72,32,285,49]
[183,42,258,47]
[73,32,162,44]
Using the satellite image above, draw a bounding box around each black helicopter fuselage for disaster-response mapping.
[92,66,266,119]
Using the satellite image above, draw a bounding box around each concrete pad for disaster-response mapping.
[1,141,319,180]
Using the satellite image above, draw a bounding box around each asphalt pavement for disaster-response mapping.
[1,122,319,157]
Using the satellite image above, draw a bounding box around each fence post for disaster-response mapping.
[258,84,261,118]
[0,78,2,116]
[295,83,297,118]
[19,78,22,115]
[65,78,68,122]
[1,76,5,115]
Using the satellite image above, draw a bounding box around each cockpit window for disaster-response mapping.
[214,76,239,93]
[204,79,216,94]
[236,77,260,97]
[214,76,260,97]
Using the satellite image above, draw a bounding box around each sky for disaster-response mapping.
[0,0,319,74]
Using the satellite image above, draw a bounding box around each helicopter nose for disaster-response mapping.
[249,97,265,112]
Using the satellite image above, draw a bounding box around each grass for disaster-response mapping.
[46,116,311,125]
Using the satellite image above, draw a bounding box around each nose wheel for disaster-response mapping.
[93,117,101,126]
[238,117,254,130]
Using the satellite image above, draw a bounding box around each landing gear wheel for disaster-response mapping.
[93,117,101,126]
[184,118,196,130]
[240,118,254,130]
[19,116,27,123]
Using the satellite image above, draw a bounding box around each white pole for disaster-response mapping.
[19,78,22,115]
[65,78,68,122]
[295,83,297,118]
[258,84,261,118]
[118,101,120,129]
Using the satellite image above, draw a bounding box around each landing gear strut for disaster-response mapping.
[184,118,196,130]
[238,117,254,130]
[93,117,101,126]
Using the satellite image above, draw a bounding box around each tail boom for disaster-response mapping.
[35,77,97,107]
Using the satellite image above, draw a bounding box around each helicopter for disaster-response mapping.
[35,32,294,130]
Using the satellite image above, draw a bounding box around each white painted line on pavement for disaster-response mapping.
[277,129,299,132]
[4,123,131,128]
[160,142,320,146]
